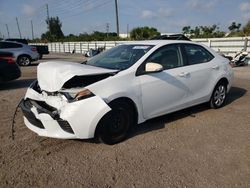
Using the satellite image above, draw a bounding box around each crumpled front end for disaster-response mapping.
[20,81,111,139]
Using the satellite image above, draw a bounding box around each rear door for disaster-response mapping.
[180,44,218,104]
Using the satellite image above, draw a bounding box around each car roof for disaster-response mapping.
[5,38,28,44]
[0,40,24,45]
[121,40,196,46]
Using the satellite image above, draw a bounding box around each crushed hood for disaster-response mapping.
[37,61,117,92]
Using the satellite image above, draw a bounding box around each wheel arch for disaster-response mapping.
[17,54,32,59]
[210,77,229,99]
[94,96,139,138]
[216,77,229,90]
[109,97,138,122]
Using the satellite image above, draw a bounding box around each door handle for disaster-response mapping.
[212,65,219,70]
[179,72,190,77]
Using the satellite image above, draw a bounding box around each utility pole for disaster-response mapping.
[106,23,109,38]
[46,4,50,20]
[16,17,22,38]
[31,20,34,40]
[127,24,129,38]
[115,0,120,37]
[5,24,10,38]
[46,3,51,37]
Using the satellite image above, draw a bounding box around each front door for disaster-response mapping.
[138,44,191,119]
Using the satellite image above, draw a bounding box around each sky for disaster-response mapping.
[0,0,250,39]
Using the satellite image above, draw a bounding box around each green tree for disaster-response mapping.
[182,25,225,38]
[190,26,201,38]
[228,22,241,32]
[243,20,250,35]
[41,16,64,42]
[130,26,160,40]
[182,26,191,35]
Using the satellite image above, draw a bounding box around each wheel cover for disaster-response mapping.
[106,109,129,138]
[214,85,226,106]
[19,57,30,66]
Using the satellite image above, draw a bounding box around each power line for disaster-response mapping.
[35,0,102,25]
[2,0,116,38]
[49,0,102,16]
[59,0,112,22]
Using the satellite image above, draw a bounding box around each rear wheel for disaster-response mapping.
[39,54,43,59]
[210,81,227,109]
[96,101,134,145]
[17,55,31,66]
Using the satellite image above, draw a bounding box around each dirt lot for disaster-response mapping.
[0,53,249,188]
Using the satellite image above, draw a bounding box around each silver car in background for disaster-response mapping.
[0,41,39,66]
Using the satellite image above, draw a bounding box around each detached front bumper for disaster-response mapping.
[20,86,111,139]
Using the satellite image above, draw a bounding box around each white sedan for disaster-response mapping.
[20,40,233,144]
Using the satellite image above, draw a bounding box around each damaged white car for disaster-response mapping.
[20,41,233,144]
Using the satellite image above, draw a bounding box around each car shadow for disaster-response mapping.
[28,62,39,66]
[128,86,247,140]
[0,78,35,90]
[41,57,66,60]
[225,86,247,105]
[129,103,208,140]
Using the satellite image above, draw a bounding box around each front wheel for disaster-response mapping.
[96,101,134,145]
[210,82,227,109]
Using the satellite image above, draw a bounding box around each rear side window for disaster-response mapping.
[0,42,22,49]
[184,44,214,65]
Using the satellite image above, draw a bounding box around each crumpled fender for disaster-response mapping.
[24,88,111,139]
[59,96,111,138]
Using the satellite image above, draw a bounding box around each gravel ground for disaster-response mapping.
[0,53,249,188]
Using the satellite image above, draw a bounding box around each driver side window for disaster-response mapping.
[146,44,183,70]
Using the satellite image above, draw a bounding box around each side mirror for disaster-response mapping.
[145,62,163,73]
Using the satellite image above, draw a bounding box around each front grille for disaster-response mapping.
[57,119,74,134]
[30,100,59,119]
[23,99,33,108]
[21,100,45,129]
[35,101,56,111]
[21,99,74,134]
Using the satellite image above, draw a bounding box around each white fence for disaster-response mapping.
[31,36,250,56]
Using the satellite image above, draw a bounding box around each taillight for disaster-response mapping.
[0,57,15,64]
[31,47,37,52]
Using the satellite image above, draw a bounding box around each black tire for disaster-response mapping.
[39,54,43,59]
[17,55,31,66]
[96,100,134,145]
[210,81,227,109]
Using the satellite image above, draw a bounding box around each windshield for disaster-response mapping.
[86,44,154,70]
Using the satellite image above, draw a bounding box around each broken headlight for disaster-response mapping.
[62,88,95,102]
